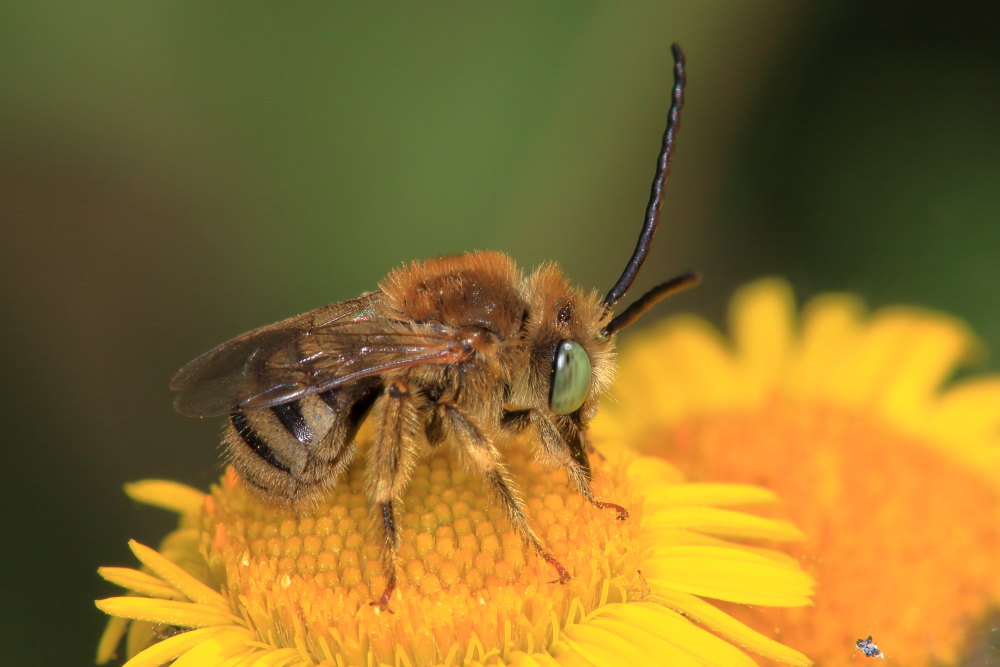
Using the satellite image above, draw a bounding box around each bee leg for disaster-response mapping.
[366,380,421,612]
[370,501,398,612]
[525,409,628,521]
[439,402,571,584]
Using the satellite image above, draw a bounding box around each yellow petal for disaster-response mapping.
[168,629,256,667]
[871,309,975,423]
[234,648,301,667]
[124,480,206,516]
[128,540,228,608]
[640,527,803,567]
[653,589,812,666]
[657,318,745,411]
[644,506,804,541]
[96,615,130,664]
[95,597,239,627]
[592,602,760,666]
[787,292,864,397]
[643,545,814,606]
[625,456,686,490]
[120,626,243,667]
[560,621,702,667]
[645,482,780,508]
[730,278,795,401]
[98,567,186,600]
[930,377,1000,437]
[823,310,972,416]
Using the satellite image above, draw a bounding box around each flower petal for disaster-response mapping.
[168,628,257,667]
[120,626,244,667]
[128,540,229,608]
[644,482,780,508]
[98,567,186,600]
[125,480,206,516]
[560,619,702,667]
[653,589,812,666]
[644,506,804,541]
[96,615,130,664]
[730,278,795,401]
[643,545,814,606]
[870,309,976,423]
[591,602,760,666]
[788,292,864,397]
[95,597,239,627]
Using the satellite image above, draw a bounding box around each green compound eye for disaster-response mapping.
[549,340,592,415]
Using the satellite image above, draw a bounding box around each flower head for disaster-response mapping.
[595,278,1000,666]
[97,433,814,665]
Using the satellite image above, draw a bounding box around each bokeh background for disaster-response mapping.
[3,3,999,664]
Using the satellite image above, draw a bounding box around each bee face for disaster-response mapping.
[513,264,614,425]
[170,44,697,611]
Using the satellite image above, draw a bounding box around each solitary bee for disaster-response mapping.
[171,44,697,610]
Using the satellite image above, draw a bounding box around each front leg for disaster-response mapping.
[502,408,628,521]
[438,402,570,584]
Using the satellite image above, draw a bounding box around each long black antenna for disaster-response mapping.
[602,43,686,309]
[602,271,700,336]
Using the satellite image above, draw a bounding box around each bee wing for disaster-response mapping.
[170,292,462,418]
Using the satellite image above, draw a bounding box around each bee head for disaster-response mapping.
[517,264,614,424]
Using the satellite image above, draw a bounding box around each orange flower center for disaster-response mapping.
[201,443,643,665]
[641,394,1000,666]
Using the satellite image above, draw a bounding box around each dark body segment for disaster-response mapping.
[223,382,380,501]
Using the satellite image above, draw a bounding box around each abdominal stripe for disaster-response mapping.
[271,400,313,444]
[230,411,292,474]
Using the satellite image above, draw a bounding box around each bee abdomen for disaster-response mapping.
[271,401,314,445]
[224,387,380,504]
[230,411,294,475]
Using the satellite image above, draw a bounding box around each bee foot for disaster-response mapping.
[541,551,571,584]
[594,500,629,521]
[369,575,397,613]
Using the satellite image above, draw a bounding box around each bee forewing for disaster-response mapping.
[170,294,383,418]
[170,291,473,419]
[171,328,305,418]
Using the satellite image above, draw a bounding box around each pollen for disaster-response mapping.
[202,445,642,665]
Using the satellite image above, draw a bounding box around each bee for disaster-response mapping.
[170,44,698,611]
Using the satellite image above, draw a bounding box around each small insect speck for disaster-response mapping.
[856,635,885,659]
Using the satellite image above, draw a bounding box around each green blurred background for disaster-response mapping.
[3,2,999,664]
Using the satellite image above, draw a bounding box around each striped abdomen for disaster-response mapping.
[224,381,381,504]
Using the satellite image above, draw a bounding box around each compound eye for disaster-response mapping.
[549,340,592,415]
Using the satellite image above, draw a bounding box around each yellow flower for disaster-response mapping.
[594,278,1000,666]
[96,434,814,666]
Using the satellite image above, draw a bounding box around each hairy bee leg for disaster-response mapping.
[439,402,571,584]
[369,501,398,612]
[366,380,420,611]
[526,409,628,521]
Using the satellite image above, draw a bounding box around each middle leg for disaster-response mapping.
[366,380,421,611]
